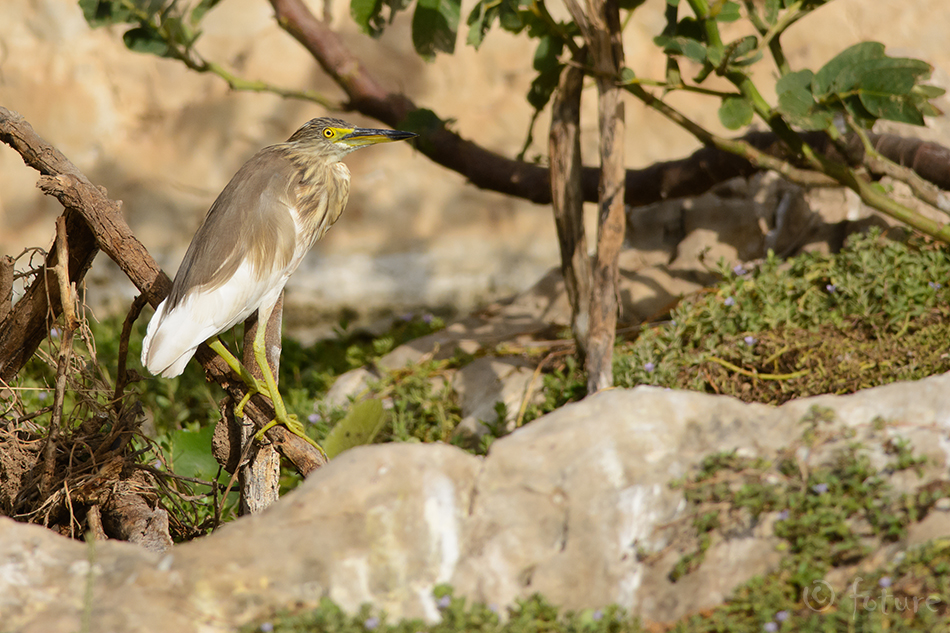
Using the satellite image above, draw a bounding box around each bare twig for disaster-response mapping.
[41,216,79,498]
[114,294,148,404]
[0,255,13,323]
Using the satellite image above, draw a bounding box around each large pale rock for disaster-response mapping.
[5,374,950,631]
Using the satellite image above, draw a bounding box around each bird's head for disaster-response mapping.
[287,117,417,159]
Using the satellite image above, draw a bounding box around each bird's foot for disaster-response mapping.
[232,376,269,419]
[256,413,327,459]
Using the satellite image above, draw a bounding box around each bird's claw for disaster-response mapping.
[255,412,327,459]
[233,377,268,419]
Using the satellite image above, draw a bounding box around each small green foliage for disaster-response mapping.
[79,0,207,60]
[608,229,950,405]
[884,437,929,474]
[241,588,646,633]
[383,358,463,443]
[669,430,946,603]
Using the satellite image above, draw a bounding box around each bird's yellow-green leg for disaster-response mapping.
[206,337,267,418]
[247,315,327,458]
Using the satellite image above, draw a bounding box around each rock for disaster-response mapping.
[322,366,381,409]
[5,374,950,631]
[452,356,539,445]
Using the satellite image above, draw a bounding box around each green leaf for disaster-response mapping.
[714,1,741,22]
[498,0,527,33]
[852,58,933,96]
[665,58,682,87]
[706,43,723,67]
[813,41,885,97]
[412,0,461,58]
[763,0,780,24]
[532,34,561,72]
[465,0,495,48]
[123,26,171,56]
[169,425,220,482]
[190,0,222,25]
[352,0,411,37]
[655,31,707,63]
[776,69,834,130]
[524,33,564,111]
[911,84,947,100]
[718,95,753,130]
[322,399,387,459]
[351,0,384,35]
[726,35,760,66]
[847,58,933,126]
[79,0,133,27]
[776,69,815,114]
[841,96,877,129]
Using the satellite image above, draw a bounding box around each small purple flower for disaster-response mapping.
[733,263,748,276]
[437,595,451,609]
[489,604,499,614]
[364,616,380,630]
[744,335,757,346]
[724,297,736,307]
[307,412,322,425]
[776,610,789,622]
[812,483,829,494]
[37,391,48,402]
[50,327,61,339]
[764,622,778,633]
[644,362,655,373]
[592,610,604,622]
[930,282,943,290]
[879,576,892,588]
[422,313,434,324]
[260,623,274,633]
[825,284,836,293]
[776,509,789,521]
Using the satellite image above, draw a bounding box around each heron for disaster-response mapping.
[141,117,417,452]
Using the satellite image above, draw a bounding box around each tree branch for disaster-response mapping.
[265,0,950,212]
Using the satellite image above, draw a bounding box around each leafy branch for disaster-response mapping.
[79,0,339,108]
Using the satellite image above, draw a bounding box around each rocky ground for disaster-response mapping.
[4,373,950,631]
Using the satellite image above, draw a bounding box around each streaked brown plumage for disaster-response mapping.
[142,117,416,448]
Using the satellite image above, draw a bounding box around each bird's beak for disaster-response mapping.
[339,127,418,148]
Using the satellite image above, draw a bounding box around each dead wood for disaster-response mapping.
[0,106,326,478]
[564,0,627,392]
[100,470,173,553]
[549,56,591,366]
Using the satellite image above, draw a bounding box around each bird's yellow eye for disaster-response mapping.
[323,128,334,138]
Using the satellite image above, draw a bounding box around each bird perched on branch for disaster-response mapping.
[142,117,416,451]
